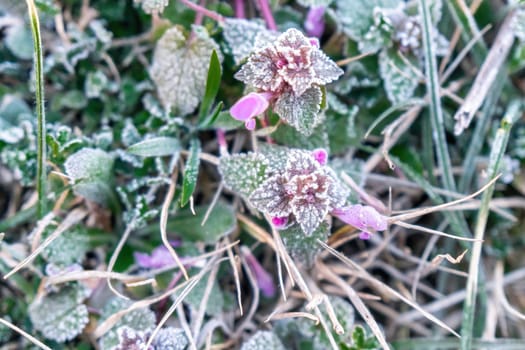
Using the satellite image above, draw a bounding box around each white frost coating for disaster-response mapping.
[134,0,169,14]
[240,331,286,350]
[150,26,223,116]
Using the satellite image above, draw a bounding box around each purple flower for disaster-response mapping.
[230,92,272,130]
[242,247,276,298]
[250,149,348,235]
[305,6,326,38]
[234,28,343,97]
[271,216,289,229]
[134,242,181,269]
[333,204,387,239]
[312,148,328,165]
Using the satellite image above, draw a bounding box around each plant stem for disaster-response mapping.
[461,100,522,350]
[256,0,277,31]
[234,0,245,18]
[26,0,47,218]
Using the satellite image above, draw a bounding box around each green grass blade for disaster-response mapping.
[198,50,222,123]
[180,138,201,207]
[26,0,47,218]
[461,100,522,350]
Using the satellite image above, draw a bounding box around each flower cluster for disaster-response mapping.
[230,28,343,133]
[249,149,347,235]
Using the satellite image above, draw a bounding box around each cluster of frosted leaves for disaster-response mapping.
[276,296,356,349]
[241,331,286,350]
[249,149,348,235]
[281,222,329,266]
[221,18,273,65]
[218,152,269,198]
[150,26,223,116]
[114,326,188,350]
[235,28,343,135]
[41,225,89,266]
[134,0,168,14]
[64,148,114,205]
[29,285,89,343]
[99,297,156,350]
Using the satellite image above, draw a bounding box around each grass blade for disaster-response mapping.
[180,139,201,207]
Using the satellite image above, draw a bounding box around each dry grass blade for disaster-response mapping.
[226,238,243,315]
[267,311,319,323]
[3,208,87,279]
[394,221,481,242]
[161,167,188,280]
[319,262,390,349]
[388,174,501,224]
[30,211,55,252]
[431,250,468,267]
[177,304,197,350]
[192,259,220,343]
[0,316,52,350]
[45,270,138,286]
[318,240,460,338]
[453,10,517,135]
[494,261,525,321]
[106,223,133,300]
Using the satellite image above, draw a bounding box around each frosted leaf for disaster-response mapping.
[285,149,321,177]
[134,0,169,14]
[379,48,419,104]
[273,87,322,136]
[249,175,294,218]
[99,297,156,350]
[241,331,286,350]
[29,285,89,343]
[114,326,188,350]
[334,0,401,41]
[512,8,525,42]
[222,18,270,65]
[182,271,224,316]
[282,222,329,266]
[310,50,344,86]
[5,24,33,60]
[297,0,333,6]
[150,26,223,116]
[121,119,141,147]
[273,123,330,152]
[234,47,286,93]
[219,152,269,198]
[42,226,89,266]
[64,148,114,205]
[258,143,293,174]
[85,70,109,99]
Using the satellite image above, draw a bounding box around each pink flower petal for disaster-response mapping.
[305,6,326,38]
[333,204,387,235]
[242,247,276,298]
[230,92,271,121]
[312,148,328,165]
[245,118,256,130]
[134,246,176,269]
[271,216,289,229]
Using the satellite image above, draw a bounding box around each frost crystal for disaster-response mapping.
[114,326,188,350]
[250,149,348,235]
[241,331,286,350]
[134,0,169,14]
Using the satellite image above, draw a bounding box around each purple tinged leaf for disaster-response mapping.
[234,48,286,93]
[285,149,321,177]
[305,6,326,38]
[134,245,177,269]
[249,175,293,217]
[333,204,387,238]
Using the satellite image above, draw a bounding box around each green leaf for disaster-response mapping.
[198,101,224,129]
[281,222,330,266]
[201,109,243,130]
[273,123,330,151]
[64,148,114,205]
[379,48,419,104]
[5,24,33,60]
[182,270,224,316]
[198,50,222,123]
[35,0,60,14]
[42,225,89,266]
[0,95,32,144]
[170,202,236,243]
[29,285,89,342]
[85,70,109,99]
[334,0,401,41]
[127,137,181,157]
[150,26,223,116]
[219,152,269,198]
[241,331,286,350]
[180,139,201,207]
[274,87,323,136]
[99,297,156,350]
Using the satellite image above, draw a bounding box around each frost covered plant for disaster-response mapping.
[249,149,348,235]
[114,326,188,350]
[134,0,169,14]
[231,28,343,135]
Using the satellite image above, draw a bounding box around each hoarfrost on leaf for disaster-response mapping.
[379,48,419,104]
[281,222,329,266]
[241,331,286,350]
[222,18,271,65]
[297,0,333,6]
[150,26,223,116]
[219,152,269,198]
[29,285,89,343]
[42,225,89,266]
[134,0,169,14]
[114,326,188,350]
[273,87,323,136]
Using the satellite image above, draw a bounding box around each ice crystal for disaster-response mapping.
[241,331,286,350]
[250,149,348,235]
[114,326,188,350]
[134,0,169,14]
[235,28,342,96]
